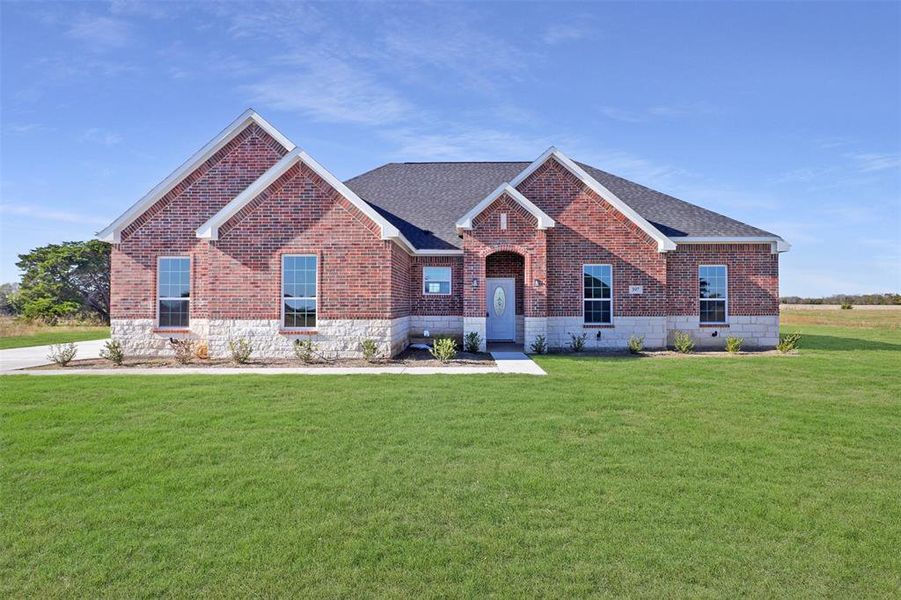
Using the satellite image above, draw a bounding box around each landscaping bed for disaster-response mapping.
[29,346,494,370]
[539,348,795,359]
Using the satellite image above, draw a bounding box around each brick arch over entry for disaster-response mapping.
[485,250,525,316]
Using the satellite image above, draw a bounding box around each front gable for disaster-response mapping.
[510,148,676,252]
[98,110,294,243]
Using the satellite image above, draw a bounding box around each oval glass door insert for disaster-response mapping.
[493,286,506,316]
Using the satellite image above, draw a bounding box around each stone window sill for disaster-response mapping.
[153,328,191,334]
[279,329,318,336]
[699,323,729,328]
[583,324,614,329]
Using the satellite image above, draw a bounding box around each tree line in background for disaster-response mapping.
[780,293,901,305]
[0,240,110,323]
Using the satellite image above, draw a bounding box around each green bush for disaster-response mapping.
[169,338,195,364]
[725,336,743,353]
[99,340,124,365]
[293,339,319,363]
[429,338,458,363]
[361,339,382,363]
[569,332,587,352]
[47,342,77,366]
[529,334,547,355]
[463,331,482,353]
[628,335,644,354]
[227,338,253,364]
[840,302,853,310]
[777,332,801,353]
[672,331,695,354]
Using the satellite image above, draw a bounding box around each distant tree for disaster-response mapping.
[14,241,111,323]
[0,282,19,315]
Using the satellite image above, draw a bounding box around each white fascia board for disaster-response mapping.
[413,248,464,256]
[508,147,677,252]
[456,183,555,230]
[674,236,791,253]
[196,148,401,243]
[97,109,296,243]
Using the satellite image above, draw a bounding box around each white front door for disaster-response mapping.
[486,278,515,341]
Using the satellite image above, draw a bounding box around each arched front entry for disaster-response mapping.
[485,251,525,342]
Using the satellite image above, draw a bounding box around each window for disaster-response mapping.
[158,257,190,328]
[423,266,452,295]
[583,264,612,324]
[283,255,317,329]
[699,265,727,323]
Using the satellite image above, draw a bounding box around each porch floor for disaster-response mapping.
[486,342,524,352]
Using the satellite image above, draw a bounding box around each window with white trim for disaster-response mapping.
[158,257,190,328]
[423,266,451,295]
[283,255,317,329]
[699,265,727,324]
[583,264,612,324]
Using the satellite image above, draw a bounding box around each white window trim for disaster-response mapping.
[157,255,191,329]
[423,266,452,296]
[582,263,613,325]
[699,264,728,324]
[282,254,318,330]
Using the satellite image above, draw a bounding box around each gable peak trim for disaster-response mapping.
[96,109,295,243]
[509,147,677,252]
[196,147,404,245]
[455,183,555,231]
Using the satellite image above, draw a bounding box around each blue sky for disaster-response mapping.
[1,1,899,296]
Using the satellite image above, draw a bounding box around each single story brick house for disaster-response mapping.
[98,110,789,357]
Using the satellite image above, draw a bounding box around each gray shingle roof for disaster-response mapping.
[343,160,778,250]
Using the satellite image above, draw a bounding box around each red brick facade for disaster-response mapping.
[666,244,779,316]
[110,125,780,350]
[516,160,667,318]
[110,124,287,322]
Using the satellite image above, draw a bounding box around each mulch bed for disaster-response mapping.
[30,347,495,370]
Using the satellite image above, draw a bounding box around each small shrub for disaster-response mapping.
[361,338,382,363]
[777,332,801,353]
[628,335,644,354]
[429,338,457,363]
[569,332,587,352]
[725,336,743,353]
[47,342,77,366]
[464,331,482,353]
[227,338,253,364]
[840,302,853,310]
[293,339,319,363]
[194,341,209,360]
[672,331,695,354]
[529,334,547,355]
[99,340,124,365]
[169,338,195,364]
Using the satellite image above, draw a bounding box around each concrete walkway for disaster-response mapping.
[0,339,546,376]
[489,351,547,375]
[0,338,109,372]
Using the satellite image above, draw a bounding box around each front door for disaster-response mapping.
[486,278,515,340]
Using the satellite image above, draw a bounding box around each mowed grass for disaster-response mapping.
[781,306,901,331]
[0,317,109,349]
[2,313,900,597]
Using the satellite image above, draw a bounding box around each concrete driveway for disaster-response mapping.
[0,338,109,372]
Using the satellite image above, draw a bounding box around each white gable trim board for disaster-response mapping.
[508,147,678,252]
[97,109,295,243]
[196,147,411,248]
[455,183,556,230]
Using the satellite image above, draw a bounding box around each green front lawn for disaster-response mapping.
[0,326,109,349]
[2,322,899,597]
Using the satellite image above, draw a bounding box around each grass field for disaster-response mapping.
[2,310,899,597]
[0,317,109,350]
